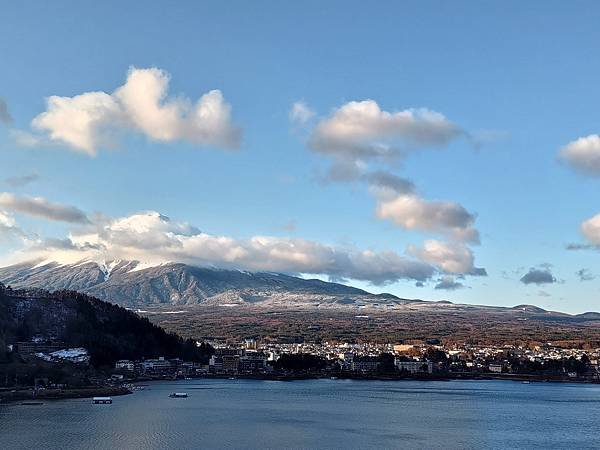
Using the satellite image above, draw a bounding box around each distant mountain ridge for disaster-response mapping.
[0,260,407,308]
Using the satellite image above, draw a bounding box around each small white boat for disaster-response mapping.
[522,381,531,384]
[92,397,112,404]
[169,392,188,398]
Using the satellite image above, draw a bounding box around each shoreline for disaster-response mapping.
[138,372,600,385]
[0,386,131,405]
[3,372,596,405]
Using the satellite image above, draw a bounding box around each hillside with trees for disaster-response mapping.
[0,282,212,368]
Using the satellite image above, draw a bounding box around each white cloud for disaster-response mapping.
[581,212,600,244]
[0,211,26,241]
[8,211,436,285]
[289,101,315,126]
[309,100,461,163]
[375,193,480,243]
[300,101,478,243]
[406,239,479,274]
[0,192,90,223]
[21,67,241,155]
[559,134,600,176]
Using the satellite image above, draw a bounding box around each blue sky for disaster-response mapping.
[1,1,600,313]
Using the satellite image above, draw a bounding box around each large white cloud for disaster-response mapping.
[9,211,436,285]
[308,99,461,163]
[375,192,480,243]
[559,134,600,176]
[0,192,90,223]
[22,67,241,155]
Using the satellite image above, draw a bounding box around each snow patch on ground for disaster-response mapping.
[35,348,90,364]
[127,260,171,273]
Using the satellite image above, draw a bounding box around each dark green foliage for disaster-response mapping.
[377,353,396,373]
[0,283,213,368]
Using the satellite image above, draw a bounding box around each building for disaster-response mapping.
[239,353,267,372]
[222,355,240,373]
[395,359,433,374]
[352,356,380,373]
[115,360,135,372]
[141,357,174,375]
[488,364,503,373]
[209,355,223,372]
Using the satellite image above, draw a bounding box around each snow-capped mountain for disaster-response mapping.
[0,260,406,308]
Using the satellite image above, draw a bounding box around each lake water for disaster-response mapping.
[1,379,599,449]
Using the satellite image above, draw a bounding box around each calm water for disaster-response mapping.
[1,379,599,449]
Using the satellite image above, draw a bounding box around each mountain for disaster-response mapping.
[0,283,212,367]
[0,260,408,308]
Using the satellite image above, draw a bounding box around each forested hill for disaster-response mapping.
[0,282,213,367]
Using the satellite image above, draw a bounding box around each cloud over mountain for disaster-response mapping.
[18,67,241,155]
[7,210,437,285]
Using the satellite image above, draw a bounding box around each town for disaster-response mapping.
[111,338,600,382]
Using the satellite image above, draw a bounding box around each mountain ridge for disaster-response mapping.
[0,259,410,308]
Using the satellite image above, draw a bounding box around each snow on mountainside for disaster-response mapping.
[0,260,408,308]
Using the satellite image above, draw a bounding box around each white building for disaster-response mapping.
[395,359,433,374]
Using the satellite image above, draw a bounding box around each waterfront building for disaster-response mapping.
[395,360,433,374]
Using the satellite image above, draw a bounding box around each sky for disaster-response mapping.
[1,1,600,313]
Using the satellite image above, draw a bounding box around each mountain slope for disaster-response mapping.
[0,283,212,366]
[0,260,405,307]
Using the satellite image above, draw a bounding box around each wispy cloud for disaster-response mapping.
[289,101,315,126]
[576,268,595,282]
[0,192,90,223]
[0,97,12,124]
[4,172,40,188]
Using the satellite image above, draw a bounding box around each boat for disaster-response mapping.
[522,381,531,384]
[92,397,112,404]
[169,392,188,398]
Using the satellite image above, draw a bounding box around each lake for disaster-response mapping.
[1,379,599,449]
